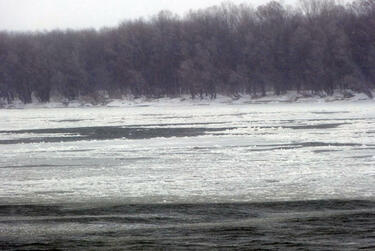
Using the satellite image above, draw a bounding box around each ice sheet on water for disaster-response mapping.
[0,103,374,205]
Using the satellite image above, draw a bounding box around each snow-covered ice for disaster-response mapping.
[0,102,374,205]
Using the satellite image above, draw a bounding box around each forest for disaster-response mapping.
[0,0,374,104]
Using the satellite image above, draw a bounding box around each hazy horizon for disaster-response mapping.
[0,0,299,32]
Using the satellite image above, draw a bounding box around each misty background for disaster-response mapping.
[0,0,297,31]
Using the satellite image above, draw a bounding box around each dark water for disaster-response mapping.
[0,126,230,144]
[0,122,354,145]
[0,200,374,250]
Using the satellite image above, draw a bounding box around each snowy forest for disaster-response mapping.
[0,0,374,104]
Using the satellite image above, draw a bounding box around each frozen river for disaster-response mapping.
[0,102,374,249]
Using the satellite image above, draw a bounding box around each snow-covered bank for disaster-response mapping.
[1,90,374,109]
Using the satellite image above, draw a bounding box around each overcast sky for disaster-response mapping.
[0,0,298,32]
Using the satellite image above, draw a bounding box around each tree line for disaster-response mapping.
[0,0,374,104]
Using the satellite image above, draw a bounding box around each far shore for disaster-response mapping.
[1,90,374,109]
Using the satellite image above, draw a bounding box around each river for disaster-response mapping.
[0,103,374,249]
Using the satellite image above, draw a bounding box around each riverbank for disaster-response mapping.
[1,90,374,109]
